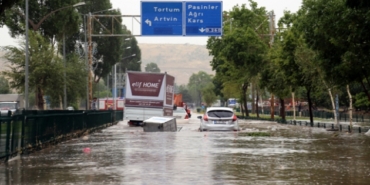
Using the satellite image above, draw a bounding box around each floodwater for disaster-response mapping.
[1,115,370,185]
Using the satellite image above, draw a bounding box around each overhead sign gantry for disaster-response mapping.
[141,1,223,36]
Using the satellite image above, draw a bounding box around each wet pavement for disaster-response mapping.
[1,113,370,185]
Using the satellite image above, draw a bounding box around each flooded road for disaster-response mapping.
[1,114,370,185]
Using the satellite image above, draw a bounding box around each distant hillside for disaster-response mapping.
[1,44,215,85]
[138,43,214,85]
[0,51,8,72]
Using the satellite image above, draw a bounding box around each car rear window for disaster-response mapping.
[207,110,233,118]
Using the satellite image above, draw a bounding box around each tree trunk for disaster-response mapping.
[198,90,202,107]
[306,87,314,125]
[279,98,285,121]
[37,87,44,110]
[322,80,339,128]
[240,102,245,117]
[327,87,338,127]
[346,84,353,128]
[59,95,63,109]
[251,83,255,114]
[292,92,296,120]
[270,94,274,120]
[239,91,245,117]
[242,84,249,117]
[256,89,260,118]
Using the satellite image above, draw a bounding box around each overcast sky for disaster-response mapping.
[0,0,302,46]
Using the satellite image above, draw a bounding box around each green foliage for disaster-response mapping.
[45,53,86,108]
[187,71,212,106]
[346,0,370,8]
[119,34,142,73]
[1,31,85,109]
[145,62,161,73]
[4,0,139,84]
[5,0,82,39]
[0,75,11,94]
[93,80,111,98]
[177,85,192,103]
[201,83,217,107]
[2,31,63,109]
[298,0,370,89]
[354,92,370,110]
[207,1,270,117]
[0,0,21,26]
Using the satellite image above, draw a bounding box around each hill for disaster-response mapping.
[1,44,215,85]
[138,43,214,85]
[0,51,8,72]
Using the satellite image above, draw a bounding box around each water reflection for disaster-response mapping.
[1,121,370,184]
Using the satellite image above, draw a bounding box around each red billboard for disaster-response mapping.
[127,73,165,97]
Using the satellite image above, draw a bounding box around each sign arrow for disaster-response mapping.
[145,19,152,26]
[199,28,206,33]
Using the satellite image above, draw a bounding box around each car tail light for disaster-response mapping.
[232,114,237,121]
[203,114,208,121]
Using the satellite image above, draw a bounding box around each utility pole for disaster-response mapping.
[63,33,67,109]
[84,14,89,110]
[87,13,93,110]
[25,0,29,109]
[269,11,276,120]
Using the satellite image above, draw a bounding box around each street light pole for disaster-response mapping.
[63,33,67,109]
[84,14,89,110]
[25,0,29,109]
[88,13,93,110]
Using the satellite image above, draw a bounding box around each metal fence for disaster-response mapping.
[282,120,370,133]
[244,109,370,124]
[0,110,123,162]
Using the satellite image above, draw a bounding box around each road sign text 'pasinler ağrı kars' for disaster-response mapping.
[141,1,222,36]
[187,3,220,22]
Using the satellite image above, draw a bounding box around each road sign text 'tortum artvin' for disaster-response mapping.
[141,1,223,36]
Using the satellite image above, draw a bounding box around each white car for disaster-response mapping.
[197,107,239,131]
[172,107,189,124]
[0,102,18,116]
[66,106,74,110]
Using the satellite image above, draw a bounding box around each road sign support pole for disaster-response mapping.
[88,13,93,110]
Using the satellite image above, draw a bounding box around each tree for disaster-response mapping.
[145,62,161,73]
[120,33,142,72]
[202,83,218,107]
[187,71,212,106]
[1,31,85,109]
[46,54,86,108]
[298,0,370,101]
[0,0,21,26]
[0,76,11,94]
[346,0,370,8]
[207,1,270,117]
[93,80,111,98]
[4,0,131,85]
[2,31,62,109]
[5,0,82,41]
[177,85,192,103]
[295,0,370,126]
